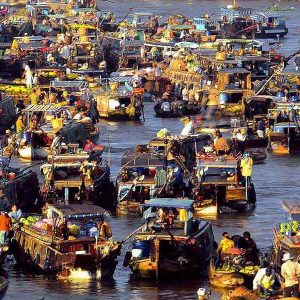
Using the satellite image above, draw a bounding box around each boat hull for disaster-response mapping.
[11,228,121,280]
[18,146,49,160]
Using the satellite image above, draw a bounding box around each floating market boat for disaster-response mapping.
[95,77,144,121]
[40,149,114,210]
[12,103,99,160]
[271,200,300,268]
[116,134,212,214]
[190,153,256,218]
[219,0,288,39]
[11,204,121,279]
[124,199,216,279]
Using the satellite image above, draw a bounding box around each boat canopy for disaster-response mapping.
[24,104,63,113]
[48,204,107,219]
[218,67,251,74]
[282,200,300,215]
[142,198,194,210]
[50,80,89,90]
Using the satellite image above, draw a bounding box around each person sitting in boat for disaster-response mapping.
[213,131,231,155]
[8,204,22,222]
[253,266,276,296]
[97,217,112,240]
[84,139,96,153]
[256,119,267,138]
[217,232,235,256]
[240,231,259,264]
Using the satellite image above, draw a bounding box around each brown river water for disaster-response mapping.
[4,0,300,299]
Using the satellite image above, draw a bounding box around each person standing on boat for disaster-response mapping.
[15,115,24,135]
[23,65,33,89]
[281,253,299,298]
[0,212,11,244]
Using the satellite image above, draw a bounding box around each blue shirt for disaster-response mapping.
[9,209,22,221]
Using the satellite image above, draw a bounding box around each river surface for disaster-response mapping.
[4,0,300,299]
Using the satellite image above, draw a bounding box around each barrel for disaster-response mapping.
[132,240,150,258]
[218,93,228,105]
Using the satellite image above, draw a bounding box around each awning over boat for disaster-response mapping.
[142,198,194,209]
[49,204,107,219]
[282,200,300,215]
[24,104,62,112]
[50,80,89,90]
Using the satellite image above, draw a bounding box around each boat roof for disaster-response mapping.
[218,67,251,74]
[274,122,298,128]
[282,200,300,215]
[246,95,279,103]
[50,80,88,89]
[134,12,153,16]
[24,104,64,113]
[48,204,107,218]
[202,159,238,168]
[142,198,194,209]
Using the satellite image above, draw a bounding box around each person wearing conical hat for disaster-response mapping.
[281,253,299,298]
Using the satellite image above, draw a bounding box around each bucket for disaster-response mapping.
[132,240,150,258]
[9,172,16,181]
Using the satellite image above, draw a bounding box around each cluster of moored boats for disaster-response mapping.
[0,0,300,298]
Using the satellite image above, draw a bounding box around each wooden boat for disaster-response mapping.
[269,122,300,155]
[270,200,300,288]
[0,158,39,212]
[95,78,144,121]
[40,150,114,210]
[209,252,259,289]
[124,199,216,279]
[0,95,16,134]
[219,0,288,39]
[209,67,255,117]
[190,154,256,217]
[11,204,121,279]
[116,134,212,215]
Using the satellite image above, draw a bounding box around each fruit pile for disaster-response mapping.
[19,216,40,226]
